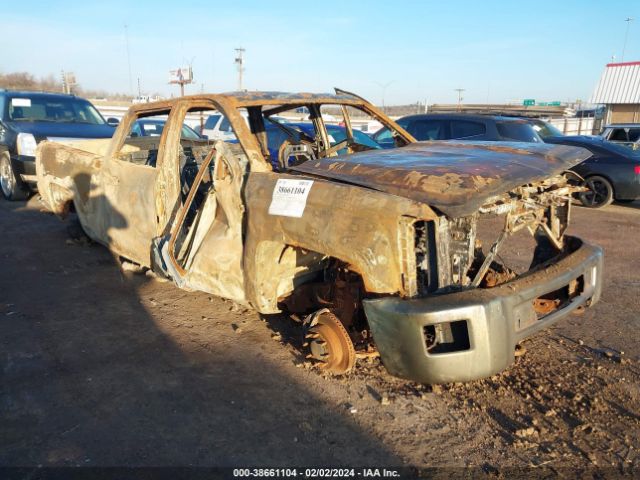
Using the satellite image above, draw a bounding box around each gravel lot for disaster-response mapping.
[1,196,638,476]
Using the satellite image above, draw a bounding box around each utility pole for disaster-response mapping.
[454,88,465,111]
[234,48,245,91]
[374,80,394,114]
[124,24,133,94]
[622,17,634,62]
[60,70,76,94]
[200,83,205,133]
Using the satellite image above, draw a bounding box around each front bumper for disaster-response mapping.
[10,154,37,186]
[364,236,603,384]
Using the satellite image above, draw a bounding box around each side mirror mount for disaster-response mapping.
[107,117,120,126]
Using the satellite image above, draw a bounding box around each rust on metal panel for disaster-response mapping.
[36,141,102,217]
[167,142,249,304]
[242,171,437,312]
[130,92,416,170]
[37,137,159,266]
[290,141,592,217]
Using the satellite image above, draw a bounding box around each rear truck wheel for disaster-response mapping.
[0,152,29,201]
[303,310,355,374]
[579,175,613,208]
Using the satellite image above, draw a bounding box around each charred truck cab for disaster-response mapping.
[36,90,603,384]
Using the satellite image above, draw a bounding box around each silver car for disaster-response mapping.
[600,124,640,149]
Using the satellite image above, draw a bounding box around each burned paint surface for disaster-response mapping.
[35,91,593,306]
[242,172,437,312]
[35,90,604,383]
[291,141,592,218]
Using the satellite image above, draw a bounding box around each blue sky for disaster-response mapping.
[2,0,639,104]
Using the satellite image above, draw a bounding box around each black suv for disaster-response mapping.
[0,90,115,200]
[373,113,542,148]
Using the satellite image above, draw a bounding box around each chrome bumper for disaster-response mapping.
[364,237,603,384]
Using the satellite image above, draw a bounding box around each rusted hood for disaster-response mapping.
[290,141,591,217]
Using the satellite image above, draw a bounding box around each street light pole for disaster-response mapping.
[622,17,634,62]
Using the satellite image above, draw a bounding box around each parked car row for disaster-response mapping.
[0,90,212,202]
[544,135,640,207]
[372,114,543,146]
[1,88,638,209]
[370,113,639,208]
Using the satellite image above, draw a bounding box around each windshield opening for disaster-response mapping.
[257,103,393,170]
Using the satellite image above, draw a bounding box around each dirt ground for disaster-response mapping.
[1,196,639,476]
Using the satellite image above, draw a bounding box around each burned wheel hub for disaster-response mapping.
[304,311,355,374]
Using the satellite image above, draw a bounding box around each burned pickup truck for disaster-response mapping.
[36,90,603,384]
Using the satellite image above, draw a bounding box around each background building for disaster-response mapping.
[591,61,640,124]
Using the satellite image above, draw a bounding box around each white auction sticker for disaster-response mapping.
[11,98,31,107]
[268,179,314,218]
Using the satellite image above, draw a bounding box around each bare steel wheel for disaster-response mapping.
[304,311,355,374]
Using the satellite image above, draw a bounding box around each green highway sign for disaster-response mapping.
[524,100,562,107]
